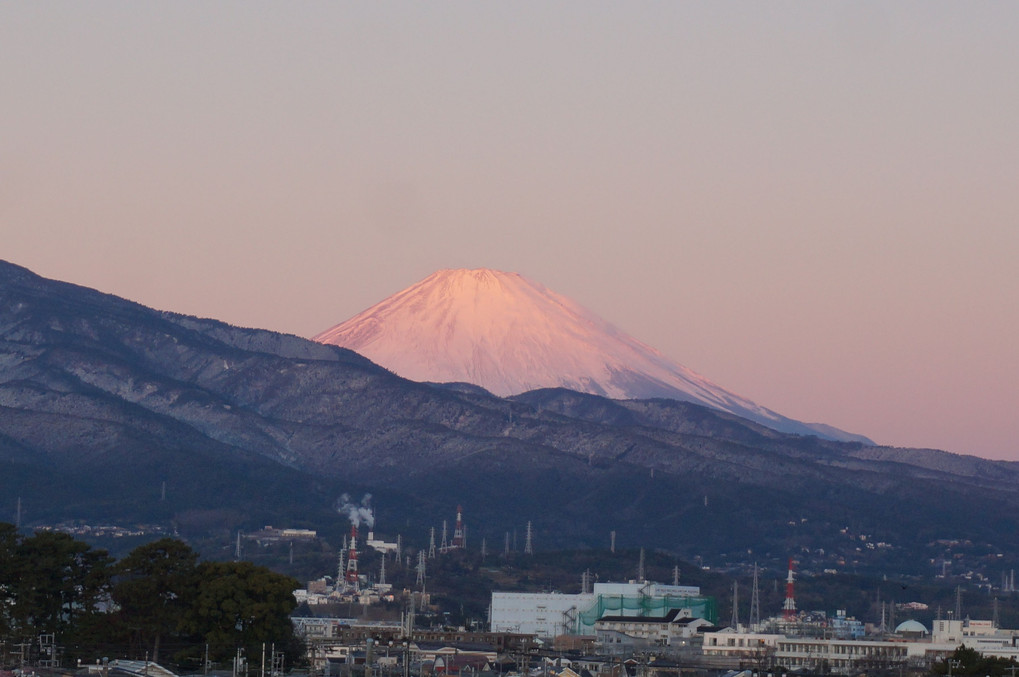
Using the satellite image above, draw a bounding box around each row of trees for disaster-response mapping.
[0,523,303,670]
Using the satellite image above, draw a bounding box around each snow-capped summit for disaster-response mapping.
[314,268,869,442]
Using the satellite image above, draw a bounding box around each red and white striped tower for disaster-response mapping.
[345,525,359,588]
[783,558,797,620]
[452,505,466,549]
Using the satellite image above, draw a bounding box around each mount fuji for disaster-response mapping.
[313,268,869,443]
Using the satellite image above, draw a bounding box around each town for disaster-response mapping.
[13,507,1019,677]
[285,508,1019,677]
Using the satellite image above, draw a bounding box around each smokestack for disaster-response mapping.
[783,558,797,620]
[346,525,359,589]
[452,505,466,549]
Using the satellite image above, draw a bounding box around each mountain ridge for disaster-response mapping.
[2,258,1017,575]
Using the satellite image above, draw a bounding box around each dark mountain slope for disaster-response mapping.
[2,259,1018,573]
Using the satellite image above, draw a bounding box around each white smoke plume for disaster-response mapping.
[336,493,375,528]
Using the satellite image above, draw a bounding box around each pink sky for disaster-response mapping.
[2,3,1017,460]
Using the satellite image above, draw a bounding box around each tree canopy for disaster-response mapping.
[0,524,302,671]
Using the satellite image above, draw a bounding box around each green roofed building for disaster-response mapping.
[490,581,717,638]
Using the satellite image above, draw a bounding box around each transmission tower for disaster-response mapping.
[524,521,533,555]
[416,551,426,588]
[441,520,448,551]
[428,527,436,559]
[749,563,761,629]
[956,586,963,619]
[396,534,402,560]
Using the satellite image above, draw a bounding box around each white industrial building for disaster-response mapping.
[490,581,709,638]
[701,617,1019,674]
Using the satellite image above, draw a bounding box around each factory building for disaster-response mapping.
[490,581,713,638]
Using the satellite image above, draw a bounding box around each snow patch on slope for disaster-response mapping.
[313,269,870,443]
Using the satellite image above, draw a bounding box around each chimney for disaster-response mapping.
[345,525,359,589]
[783,558,797,620]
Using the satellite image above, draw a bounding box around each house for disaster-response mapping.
[594,609,714,648]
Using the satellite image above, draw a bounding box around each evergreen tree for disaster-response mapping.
[112,538,200,664]
[10,530,112,637]
[185,560,302,663]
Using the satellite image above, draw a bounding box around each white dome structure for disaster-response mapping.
[895,620,929,636]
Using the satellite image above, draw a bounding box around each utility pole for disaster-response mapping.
[270,645,284,677]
